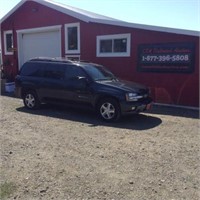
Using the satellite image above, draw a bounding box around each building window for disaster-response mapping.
[97,33,131,57]
[65,23,80,54]
[65,55,80,61]
[4,30,13,55]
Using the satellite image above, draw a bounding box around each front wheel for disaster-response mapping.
[97,98,121,122]
[23,91,40,109]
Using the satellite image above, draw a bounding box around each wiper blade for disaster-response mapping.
[96,77,118,81]
[95,78,110,81]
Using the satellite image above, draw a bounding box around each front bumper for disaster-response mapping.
[120,97,153,115]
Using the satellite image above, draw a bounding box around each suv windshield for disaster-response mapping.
[83,64,116,81]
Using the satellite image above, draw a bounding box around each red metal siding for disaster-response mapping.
[1,1,199,107]
[80,23,199,107]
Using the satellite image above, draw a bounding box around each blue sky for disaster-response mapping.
[0,0,200,31]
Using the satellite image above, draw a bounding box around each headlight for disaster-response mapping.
[126,93,143,101]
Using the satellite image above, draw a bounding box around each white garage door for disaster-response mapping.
[21,29,61,65]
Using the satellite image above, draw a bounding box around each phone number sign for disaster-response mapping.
[137,43,195,73]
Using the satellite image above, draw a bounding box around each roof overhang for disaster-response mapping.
[0,0,199,37]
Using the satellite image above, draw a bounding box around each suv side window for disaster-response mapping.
[65,65,86,80]
[44,63,65,80]
[20,62,43,77]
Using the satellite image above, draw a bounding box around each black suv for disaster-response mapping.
[15,57,152,122]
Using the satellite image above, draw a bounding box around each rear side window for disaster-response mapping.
[20,62,43,77]
[65,65,86,80]
[43,63,65,80]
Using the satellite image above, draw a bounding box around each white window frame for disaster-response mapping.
[65,55,80,61]
[65,23,80,54]
[4,30,13,55]
[96,33,131,57]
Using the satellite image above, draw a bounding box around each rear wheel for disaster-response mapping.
[23,90,40,109]
[97,98,121,122]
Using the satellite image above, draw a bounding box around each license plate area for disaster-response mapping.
[138,103,152,111]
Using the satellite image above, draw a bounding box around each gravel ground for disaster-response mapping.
[0,94,199,200]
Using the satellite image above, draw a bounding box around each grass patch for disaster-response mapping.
[0,182,16,199]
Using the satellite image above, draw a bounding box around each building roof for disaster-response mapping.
[1,0,199,37]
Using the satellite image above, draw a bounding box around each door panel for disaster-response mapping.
[64,65,93,104]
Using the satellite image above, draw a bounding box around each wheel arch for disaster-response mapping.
[95,94,121,111]
[21,87,38,98]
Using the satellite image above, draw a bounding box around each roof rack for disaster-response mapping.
[29,57,94,65]
[29,57,74,63]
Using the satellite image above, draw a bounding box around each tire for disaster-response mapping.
[97,98,121,122]
[23,90,40,110]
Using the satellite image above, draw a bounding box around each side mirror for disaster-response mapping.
[77,76,86,80]
[76,76,89,89]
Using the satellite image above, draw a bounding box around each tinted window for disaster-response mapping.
[65,65,86,80]
[43,63,65,80]
[20,62,43,77]
[83,64,115,81]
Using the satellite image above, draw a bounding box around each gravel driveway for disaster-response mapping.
[0,94,199,200]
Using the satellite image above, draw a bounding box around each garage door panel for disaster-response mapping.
[22,30,61,64]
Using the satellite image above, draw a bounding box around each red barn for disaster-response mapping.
[0,0,199,108]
